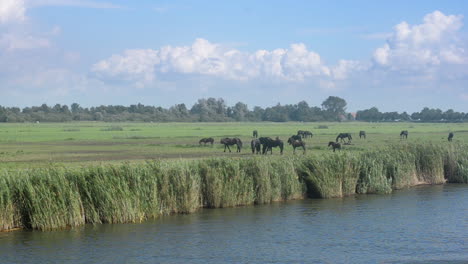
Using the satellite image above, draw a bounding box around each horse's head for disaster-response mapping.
[328,141,335,147]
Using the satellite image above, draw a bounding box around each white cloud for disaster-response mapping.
[92,49,159,83]
[460,93,468,101]
[372,10,466,70]
[94,10,467,89]
[332,60,367,80]
[92,38,334,84]
[0,0,26,24]
[361,32,392,40]
[0,33,50,51]
[27,0,122,9]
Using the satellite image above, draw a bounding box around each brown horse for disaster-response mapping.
[297,130,313,138]
[328,141,341,152]
[400,130,408,139]
[336,133,352,143]
[220,138,242,152]
[448,132,454,142]
[359,131,366,139]
[259,137,283,155]
[288,136,306,154]
[253,130,258,138]
[251,138,261,154]
[199,137,214,145]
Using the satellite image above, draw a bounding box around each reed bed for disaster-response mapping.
[0,143,467,231]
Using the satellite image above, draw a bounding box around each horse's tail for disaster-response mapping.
[336,134,340,142]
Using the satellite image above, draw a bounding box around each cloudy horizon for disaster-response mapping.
[1,0,467,112]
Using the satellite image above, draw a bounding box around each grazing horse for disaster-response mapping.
[359,131,366,139]
[448,132,454,142]
[400,130,408,139]
[251,138,261,154]
[328,141,341,152]
[304,131,313,138]
[289,134,302,142]
[336,133,352,143]
[288,136,306,154]
[220,138,242,153]
[259,137,284,155]
[199,137,214,145]
[253,130,258,138]
[297,130,313,138]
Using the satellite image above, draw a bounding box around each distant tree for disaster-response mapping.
[71,103,81,114]
[40,103,50,113]
[321,96,347,121]
[356,107,381,122]
[230,102,249,121]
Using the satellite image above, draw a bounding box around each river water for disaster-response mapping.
[1,185,467,264]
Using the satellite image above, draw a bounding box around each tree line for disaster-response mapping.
[0,96,467,123]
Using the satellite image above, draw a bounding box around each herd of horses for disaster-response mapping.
[200,129,456,154]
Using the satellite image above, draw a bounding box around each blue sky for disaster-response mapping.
[1,0,467,112]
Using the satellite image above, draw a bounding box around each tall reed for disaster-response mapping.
[0,142,466,231]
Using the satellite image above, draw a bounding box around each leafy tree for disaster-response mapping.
[321,96,347,121]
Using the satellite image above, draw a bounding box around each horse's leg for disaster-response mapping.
[224,144,226,152]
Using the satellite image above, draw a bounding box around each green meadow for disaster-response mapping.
[0,121,467,169]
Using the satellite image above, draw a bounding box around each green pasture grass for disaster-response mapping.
[0,121,467,168]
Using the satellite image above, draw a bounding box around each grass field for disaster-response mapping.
[0,121,467,169]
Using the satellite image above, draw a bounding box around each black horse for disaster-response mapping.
[400,130,408,139]
[220,138,242,153]
[289,134,302,141]
[328,141,341,152]
[259,137,284,155]
[448,132,454,142]
[359,131,366,139]
[297,130,313,138]
[251,138,261,154]
[288,136,306,154]
[336,133,352,143]
[199,137,214,145]
[253,130,258,138]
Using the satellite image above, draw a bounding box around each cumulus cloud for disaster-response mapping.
[0,0,26,24]
[0,33,50,51]
[95,11,468,88]
[372,10,466,70]
[26,0,122,9]
[92,38,335,84]
[332,60,367,80]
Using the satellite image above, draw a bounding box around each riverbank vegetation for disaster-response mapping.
[1,143,467,231]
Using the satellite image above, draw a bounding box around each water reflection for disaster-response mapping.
[0,185,466,264]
